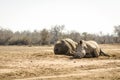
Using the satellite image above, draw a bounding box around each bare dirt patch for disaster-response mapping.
[0,44,120,80]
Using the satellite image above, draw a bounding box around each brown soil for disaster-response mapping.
[0,44,120,80]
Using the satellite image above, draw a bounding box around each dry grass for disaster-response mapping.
[100,44,120,58]
[0,44,120,80]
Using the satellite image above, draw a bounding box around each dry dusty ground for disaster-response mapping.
[0,44,120,80]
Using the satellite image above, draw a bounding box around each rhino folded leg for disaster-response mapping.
[73,52,86,59]
[84,53,93,58]
[93,49,99,57]
[66,49,75,56]
[84,52,99,58]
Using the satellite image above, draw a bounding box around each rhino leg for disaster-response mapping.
[73,52,86,58]
[66,49,74,56]
[66,49,71,55]
[84,53,93,58]
[93,49,99,57]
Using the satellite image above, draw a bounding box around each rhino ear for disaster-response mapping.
[79,40,83,44]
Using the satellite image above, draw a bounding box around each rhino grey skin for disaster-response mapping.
[54,38,78,56]
[73,40,110,58]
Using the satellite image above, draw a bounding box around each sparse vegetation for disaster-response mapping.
[0,25,120,46]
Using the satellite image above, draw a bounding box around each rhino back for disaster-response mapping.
[85,41,100,53]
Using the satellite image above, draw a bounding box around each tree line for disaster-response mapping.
[0,25,120,45]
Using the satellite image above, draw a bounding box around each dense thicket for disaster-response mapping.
[0,25,120,45]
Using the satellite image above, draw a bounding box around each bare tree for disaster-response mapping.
[0,28,13,45]
[31,30,41,45]
[40,29,49,45]
[114,25,120,37]
[114,25,120,43]
[50,25,65,43]
[67,31,81,42]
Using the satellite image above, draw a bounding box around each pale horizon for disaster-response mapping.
[0,0,120,34]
